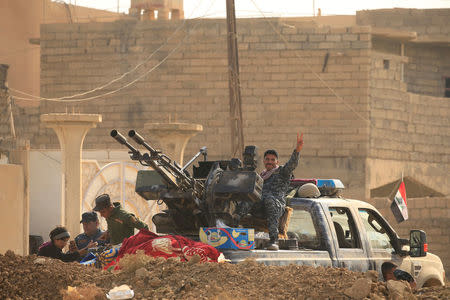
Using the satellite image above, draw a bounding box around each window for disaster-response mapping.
[329,207,361,248]
[445,77,450,98]
[358,209,394,253]
[383,59,390,70]
[288,208,322,250]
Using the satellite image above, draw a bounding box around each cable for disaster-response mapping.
[9,0,213,102]
[249,0,371,125]
[11,21,202,103]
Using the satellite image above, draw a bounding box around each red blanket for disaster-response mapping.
[105,229,221,269]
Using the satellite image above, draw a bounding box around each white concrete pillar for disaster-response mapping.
[144,122,202,165]
[41,113,101,237]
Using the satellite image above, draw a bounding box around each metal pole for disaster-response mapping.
[226,0,244,158]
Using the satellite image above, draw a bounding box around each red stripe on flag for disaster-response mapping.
[399,181,407,205]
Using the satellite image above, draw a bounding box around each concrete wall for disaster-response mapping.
[373,196,450,274]
[0,164,26,255]
[29,151,62,240]
[29,149,135,240]
[357,8,450,97]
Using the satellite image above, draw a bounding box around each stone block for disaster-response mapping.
[309,34,326,42]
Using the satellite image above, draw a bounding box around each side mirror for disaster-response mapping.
[410,230,427,257]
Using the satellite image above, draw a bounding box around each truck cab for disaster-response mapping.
[223,196,445,288]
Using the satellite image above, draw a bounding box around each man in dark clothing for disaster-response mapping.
[75,212,108,250]
[253,133,304,250]
[38,226,84,262]
[94,194,149,245]
[381,261,417,289]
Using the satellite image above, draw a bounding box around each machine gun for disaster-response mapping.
[111,129,205,200]
[111,129,263,235]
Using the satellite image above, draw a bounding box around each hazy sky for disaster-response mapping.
[62,0,450,18]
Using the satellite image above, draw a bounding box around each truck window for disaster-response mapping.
[288,208,322,250]
[358,209,394,253]
[329,207,361,249]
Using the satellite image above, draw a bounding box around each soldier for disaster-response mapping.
[254,133,304,250]
[38,226,88,262]
[74,212,108,250]
[94,194,149,245]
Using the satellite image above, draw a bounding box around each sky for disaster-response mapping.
[60,0,450,18]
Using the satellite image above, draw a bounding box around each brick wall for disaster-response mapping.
[369,53,450,164]
[356,8,450,41]
[6,13,448,200]
[373,197,450,274]
[25,18,374,198]
[404,44,450,97]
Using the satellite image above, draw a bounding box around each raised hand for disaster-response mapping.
[296,132,304,153]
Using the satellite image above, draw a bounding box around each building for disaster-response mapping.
[0,8,448,267]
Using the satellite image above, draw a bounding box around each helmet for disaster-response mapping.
[298,183,320,198]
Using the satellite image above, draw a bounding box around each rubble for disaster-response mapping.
[0,251,448,299]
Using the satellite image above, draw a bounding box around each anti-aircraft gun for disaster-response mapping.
[111,129,263,235]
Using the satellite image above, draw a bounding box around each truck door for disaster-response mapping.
[356,209,408,276]
[327,206,370,272]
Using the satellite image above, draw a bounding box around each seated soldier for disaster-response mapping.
[75,212,109,251]
[38,226,89,262]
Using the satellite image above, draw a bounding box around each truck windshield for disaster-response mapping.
[358,209,394,253]
[288,208,322,250]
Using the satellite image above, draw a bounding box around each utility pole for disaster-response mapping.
[226,0,244,158]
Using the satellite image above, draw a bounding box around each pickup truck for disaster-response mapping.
[221,196,445,288]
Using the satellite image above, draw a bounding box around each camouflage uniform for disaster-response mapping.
[75,229,108,250]
[106,202,149,245]
[253,151,300,242]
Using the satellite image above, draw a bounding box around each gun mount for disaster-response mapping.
[111,129,262,235]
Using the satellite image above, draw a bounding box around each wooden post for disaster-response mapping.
[226,0,244,158]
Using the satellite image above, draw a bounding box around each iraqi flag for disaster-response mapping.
[391,181,408,223]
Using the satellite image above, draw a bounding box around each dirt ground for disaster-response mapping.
[0,250,448,300]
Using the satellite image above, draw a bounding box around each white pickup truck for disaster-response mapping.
[222,195,445,288]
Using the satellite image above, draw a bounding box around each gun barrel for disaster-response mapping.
[111,129,139,153]
[128,130,157,154]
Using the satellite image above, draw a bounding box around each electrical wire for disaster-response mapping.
[9,0,214,103]
[11,20,202,103]
[249,0,371,125]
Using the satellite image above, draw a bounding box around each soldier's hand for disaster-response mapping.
[98,231,109,241]
[69,240,77,252]
[86,240,98,249]
[296,132,304,152]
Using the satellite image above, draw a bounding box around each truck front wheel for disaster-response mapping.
[422,278,442,287]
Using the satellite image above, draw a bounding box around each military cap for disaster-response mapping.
[93,194,111,211]
[80,211,98,223]
[264,149,278,158]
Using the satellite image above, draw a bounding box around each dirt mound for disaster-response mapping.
[0,250,448,299]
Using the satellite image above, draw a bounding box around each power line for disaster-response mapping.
[9,0,215,102]
[10,0,216,103]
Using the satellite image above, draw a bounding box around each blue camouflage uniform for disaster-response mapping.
[253,150,300,242]
[75,229,108,250]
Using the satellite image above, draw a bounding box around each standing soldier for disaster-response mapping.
[255,133,304,250]
[94,194,149,245]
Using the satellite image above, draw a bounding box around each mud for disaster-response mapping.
[0,250,448,300]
